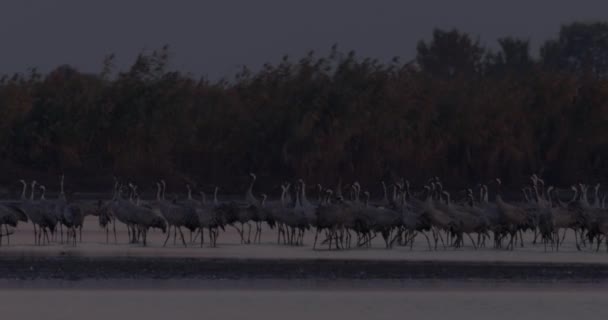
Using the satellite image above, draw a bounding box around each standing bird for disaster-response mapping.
[156,180,194,247]
[495,179,528,250]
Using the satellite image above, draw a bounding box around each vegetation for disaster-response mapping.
[1,22,608,191]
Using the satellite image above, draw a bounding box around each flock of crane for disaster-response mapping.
[0,173,608,252]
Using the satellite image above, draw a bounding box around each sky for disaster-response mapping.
[0,0,606,80]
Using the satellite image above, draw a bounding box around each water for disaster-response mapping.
[2,286,608,320]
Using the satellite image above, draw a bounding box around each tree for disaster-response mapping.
[416,29,486,78]
[541,22,608,78]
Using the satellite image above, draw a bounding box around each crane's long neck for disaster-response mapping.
[214,187,219,206]
[483,185,489,203]
[284,185,292,205]
[569,187,578,203]
[247,176,256,201]
[295,188,302,208]
[112,181,119,200]
[156,183,161,201]
[20,182,27,200]
[392,185,397,203]
[336,179,343,199]
[317,184,323,204]
[579,184,586,203]
[187,185,192,200]
[30,182,37,200]
[495,183,505,204]
[532,183,542,203]
[301,182,308,204]
[381,182,387,202]
[547,188,554,207]
[522,189,530,203]
[280,185,287,207]
[60,175,65,197]
[161,181,166,200]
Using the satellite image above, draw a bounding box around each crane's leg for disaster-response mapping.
[173,225,177,245]
[44,228,50,245]
[420,231,431,251]
[33,224,38,245]
[467,233,478,250]
[438,230,446,250]
[211,228,217,247]
[192,229,200,243]
[256,222,260,244]
[581,230,587,248]
[142,228,148,247]
[233,224,244,244]
[207,227,213,247]
[246,222,252,244]
[163,226,172,247]
[201,227,208,248]
[178,227,187,248]
[113,219,117,244]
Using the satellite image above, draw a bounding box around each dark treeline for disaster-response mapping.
[2,22,608,192]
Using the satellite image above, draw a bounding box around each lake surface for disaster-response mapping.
[3,287,608,320]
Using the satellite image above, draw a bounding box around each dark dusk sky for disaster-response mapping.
[0,0,606,79]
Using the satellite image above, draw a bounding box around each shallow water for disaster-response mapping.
[3,288,608,320]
